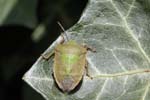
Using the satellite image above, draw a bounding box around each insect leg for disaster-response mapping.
[41,51,54,60]
[85,62,93,79]
[41,33,65,60]
[83,44,96,52]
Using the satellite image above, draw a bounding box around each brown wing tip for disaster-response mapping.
[60,76,75,92]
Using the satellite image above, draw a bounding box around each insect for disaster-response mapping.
[42,22,95,92]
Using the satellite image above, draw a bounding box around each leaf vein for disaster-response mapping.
[85,23,123,27]
[96,79,108,100]
[125,0,136,18]
[93,69,150,78]
[23,76,53,81]
[141,82,150,100]
[110,49,127,71]
[110,0,150,64]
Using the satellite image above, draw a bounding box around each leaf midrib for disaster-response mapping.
[110,0,150,64]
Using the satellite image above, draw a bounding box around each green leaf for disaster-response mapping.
[0,0,37,28]
[23,0,150,100]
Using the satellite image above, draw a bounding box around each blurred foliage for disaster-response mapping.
[0,0,37,28]
[0,0,88,100]
[138,0,150,11]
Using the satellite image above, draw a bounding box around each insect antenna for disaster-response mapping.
[57,22,69,41]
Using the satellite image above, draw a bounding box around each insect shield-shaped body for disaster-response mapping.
[54,40,87,92]
[42,22,94,92]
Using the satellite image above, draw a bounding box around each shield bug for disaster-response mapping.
[42,22,95,92]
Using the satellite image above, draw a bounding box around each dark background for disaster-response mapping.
[0,0,88,100]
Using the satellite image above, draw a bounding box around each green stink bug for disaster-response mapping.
[42,22,95,92]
